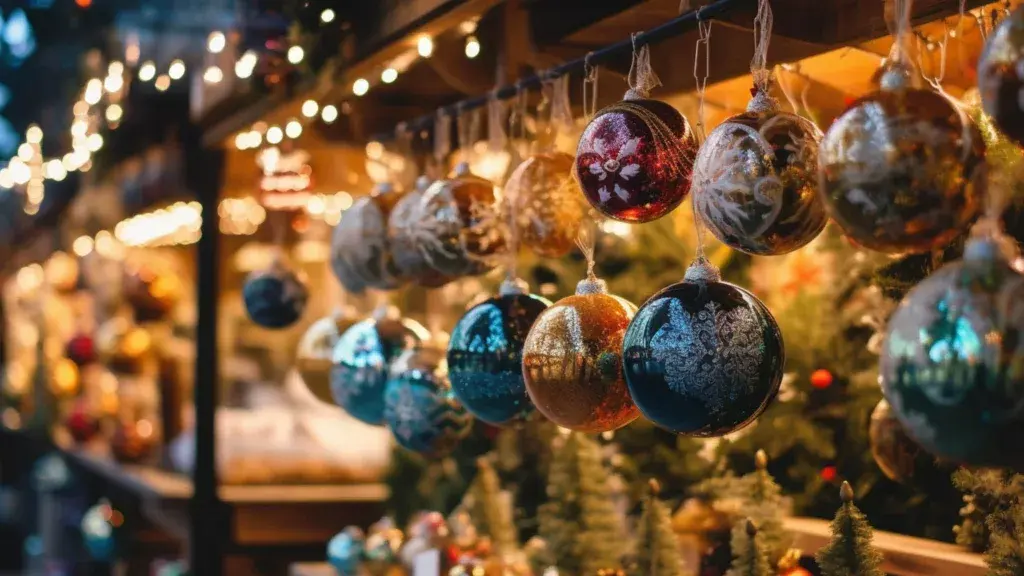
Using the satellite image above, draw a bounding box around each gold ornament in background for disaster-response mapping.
[296,309,359,405]
[819,66,984,253]
[97,318,152,375]
[506,151,585,258]
[111,418,156,463]
[123,262,182,321]
[45,251,80,293]
[50,358,80,397]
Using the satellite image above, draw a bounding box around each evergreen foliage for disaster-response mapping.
[470,456,519,558]
[739,450,790,566]
[726,519,773,576]
[630,479,685,576]
[814,482,884,576]
[952,468,1024,552]
[984,502,1024,576]
[537,432,627,574]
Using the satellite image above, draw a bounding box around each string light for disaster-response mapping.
[104,74,124,93]
[352,78,369,96]
[381,68,398,84]
[320,9,335,23]
[72,235,93,257]
[465,35,481,59]
[139,61,156,81]
[108,61,124,77]
[207,31,226,54]
[105,104,123,123]
[155,75,171,92]
[17,143,33,161]
[287,46,304,64]
[26,125,42,144]
[84,79,102,104]
[45,159,67,181]
[168,59,185,80]
[203,66,224,84]
[235,50,258,79]
[266,126,283,144]
[301,99,319,118]
[417,35,434,58]
[321,105,338,124]
[285,120,302,139]
[87,133,104,152]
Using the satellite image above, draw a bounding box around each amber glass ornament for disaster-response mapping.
[111,419,156,463]
[978,6,1024,147]
[523,277,639,432]
[869,398,937,484]
[97,319,151,375]
[575,93,697,223]
[330,183,407,291]
[124,263,181,322]
[693,90,827,255]
[411,163,504,277]
[296,308,358,405]
[506,151,585,258]
[622,258,784,436]
[388,176,453,287]
[819,67,983,253]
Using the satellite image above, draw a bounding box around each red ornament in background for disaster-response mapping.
[65,400,99,444]
[111,419,156,463]
[820,465,837,482]
[66,333,97,367]
[810,369,833,389]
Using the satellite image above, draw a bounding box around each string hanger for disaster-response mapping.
[574,218,607,295]
[625,33,662,100]
[692,10,713,139]
[748,0,779,113]
[583,54,600,121]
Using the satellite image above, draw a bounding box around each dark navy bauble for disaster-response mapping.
[384,347,472,456]
[447,283,550,426]
[242,262,309,329]
[81,499,121,562]
[331,308,430,426]
[622,259,784,436]
[327,526,366,576]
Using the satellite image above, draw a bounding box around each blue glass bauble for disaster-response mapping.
[81,500,120,562]
[242,262,309,329]
[384,347,472,455]
[331,308,430,425]
[622,259,784,436]
[447,286,550,425]
[327,526,366,575]
[881,235,1024,470]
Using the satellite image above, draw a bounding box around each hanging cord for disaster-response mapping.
[775,65,801,115]
[433,110,452,167]
[750,0,773,94]
[693,12,713,140]
[550,74,574,139]
[625,33,662,100]
[502,84,530,291]
[582,54,600,121]
[917,24,950,94]
[487,91,507,154]
[574,218,607,295]
[891,0,914,66]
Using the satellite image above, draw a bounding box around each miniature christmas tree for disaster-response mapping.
[630,479,686,576]
[469,456,519,558]
[726,519,772,576]
[984,502,1024,576]
[537,431,627,574]
[814,482,884,576]
[952,468,1024,552]
[738,450,790,566]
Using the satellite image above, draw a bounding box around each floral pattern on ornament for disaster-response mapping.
[586,137,642,203]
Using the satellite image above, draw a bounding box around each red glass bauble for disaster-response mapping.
[575,96,698,223]
[67,333,97,367]
[809,369,833,389]
[111,420,156,463]
[65,400,99,444]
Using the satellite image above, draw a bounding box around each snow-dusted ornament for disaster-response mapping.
[387,176,453,287]
[693,89,827,255]
[622,257,784,436]
[330,182,408,292]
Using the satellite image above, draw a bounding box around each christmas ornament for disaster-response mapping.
[65,399,99,444]
[123,263,181,322]
[45,251,79,293]
[506,151,585,258]
[66,332,97,367]
[880,233,1024,469]
[868,398,936,484]
[810,369,833,390]
[388,176,454,287]
[778,549,812,576]
[819,65,983,253]
[331,307,430,426]
[384,346,473,455]
[523,275,640,432]
[448,281,550,426]
[97,319,151,375]
[405,163,504,277]
[622,258,784,436]
[978,6,1024,147]
[50,359,80,397]
[574,46,698,223]
[242,259,309,329]
[295,308,359,406]
[692,89,826,255]
[327,526,367,576]
[81,499,122,562]
[331,182,407,291]
[111,419,156,463]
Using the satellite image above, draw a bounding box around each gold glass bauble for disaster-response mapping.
[693,91,826,255]
[506,151,585,258]
[819,71,983,253]
[295,309,358,405]
[124,263,181,322]
[97,319,151,375]
[523,278,640,432]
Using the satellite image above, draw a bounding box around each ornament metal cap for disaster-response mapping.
[374,182,394,196]
[415,175,431,191]
[372,304,401,321]
[746,88,780,114]
[454,161,471,177]
[840,481,854,503]
[683,257,722,283]
[879,60,915,92]
[575,277,607,295]
[499,277,529,296]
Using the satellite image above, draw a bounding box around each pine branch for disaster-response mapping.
[630,479,686,576]
[726,519,773,576]
[815,482,884,576]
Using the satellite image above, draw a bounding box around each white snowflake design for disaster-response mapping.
[649,298,764,417]
[390,385,429,443]
[586,137,642,202]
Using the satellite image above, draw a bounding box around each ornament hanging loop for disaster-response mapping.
[625,33,662,101]
[749,0,778,112]
[693,11,713,139]
[583,53,600,121]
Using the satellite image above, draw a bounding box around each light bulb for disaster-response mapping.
[285,120,302,139]
[26,125,42,144]
[105,104,123,123]
[301,99,318,118]
[139,61,156,82]
[266,126,283,144]
[207,31,226,54]
[320,9,335,23]
[168,60,186,80]
[465,36,481,59]
[381,68,398,84]
[287,46,304,64]
[417,35,434,58]
[321,105,338,124]
[353,78,369,96]
[203,66,224,84]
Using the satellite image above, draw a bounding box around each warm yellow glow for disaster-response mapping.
[321,104,338,123]
[87,133,104,152]
[417,35,434,58]
[105,104,123,123]
[51,359,80,396]
[108,61,124,77]
[266,126,283,144]
[203,66,224,84]
[16,264,44,292]
[287,46,304,64]
[301,99,318,118]
[73,100,89,115]
[26,125,42,144]
[45,159,67,181]
[0,168,13,188]
[352,78,369,96]
[73,235,94,257]
[381,68,398,84]
[104,74,124,93]
[17,143,33,161]
[307,195,325,216]
[285,120,302,139]
[168,59,186,80]
[71,120,88,138]
[320,8,335,23]
[465,35,481,59]
[207,31,226,53]
[122,328,151,358]
[114,202,203,247]
[365,141,384,160]
[9,158,30,185]
[155,74,171,92]
[139,61,156,81]
[84,79,102,104]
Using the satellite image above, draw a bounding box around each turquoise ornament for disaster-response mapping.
[384,347,472,455]
[327,526,366,575]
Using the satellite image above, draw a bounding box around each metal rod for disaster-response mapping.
[388,0,748,136]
